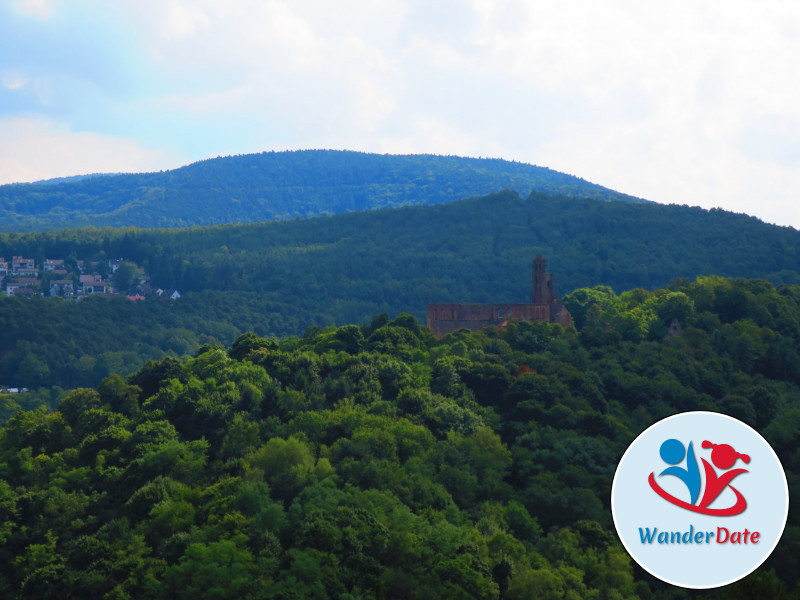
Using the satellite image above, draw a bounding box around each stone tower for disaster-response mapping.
[532,254,553,305]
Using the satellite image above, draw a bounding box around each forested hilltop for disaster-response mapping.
[2,189,800,390]
[1,276,799,598]
[0,150,643,232]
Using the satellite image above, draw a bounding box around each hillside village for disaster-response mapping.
[0,255,180,301]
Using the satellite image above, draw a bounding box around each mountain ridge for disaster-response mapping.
[2,189,798,301]
[0,150,645,231]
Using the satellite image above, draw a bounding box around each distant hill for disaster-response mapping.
[3,190,798,302]
[30,173,122,185]
[2,189,800,389]
[0,150,644,231]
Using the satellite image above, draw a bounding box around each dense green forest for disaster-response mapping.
[1,275,799,598]
[2,190,800,389]
[0,151,643,231]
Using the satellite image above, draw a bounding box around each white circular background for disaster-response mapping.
[612,411,789,588]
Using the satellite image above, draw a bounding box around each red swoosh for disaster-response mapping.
[648,472,747,516]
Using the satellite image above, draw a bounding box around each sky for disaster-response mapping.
[1,0,800,228]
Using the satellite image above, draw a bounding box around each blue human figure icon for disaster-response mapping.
[658,438,701,505]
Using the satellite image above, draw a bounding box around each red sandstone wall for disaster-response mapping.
[426,256,571,336]
[427,303,551,337]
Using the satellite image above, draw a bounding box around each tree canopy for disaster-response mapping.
[1,276,799,598]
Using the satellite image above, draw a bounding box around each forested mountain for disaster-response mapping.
[1,277,799,598]
[0,150,643,231]
[2,189,800,390]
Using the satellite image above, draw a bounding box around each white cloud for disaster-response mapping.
[1,72,25,90]
[12,0,55,19]
[122,0,406,146]
[157,1,211,42]
[450,1,800,227]
[0,117,183,184]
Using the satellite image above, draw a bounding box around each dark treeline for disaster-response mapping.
[0,290,340,390]
[1,191,797,299]
[2,190,800,389]
[0,150,641,231]
[1,275,799,598]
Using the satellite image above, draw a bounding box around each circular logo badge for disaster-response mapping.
[611,411,788,588]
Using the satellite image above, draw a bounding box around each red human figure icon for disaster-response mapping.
[698,441,750,511]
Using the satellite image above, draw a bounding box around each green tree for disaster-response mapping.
[162,538,257,599]
[112,261,140,293]
[247,436,317,501]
